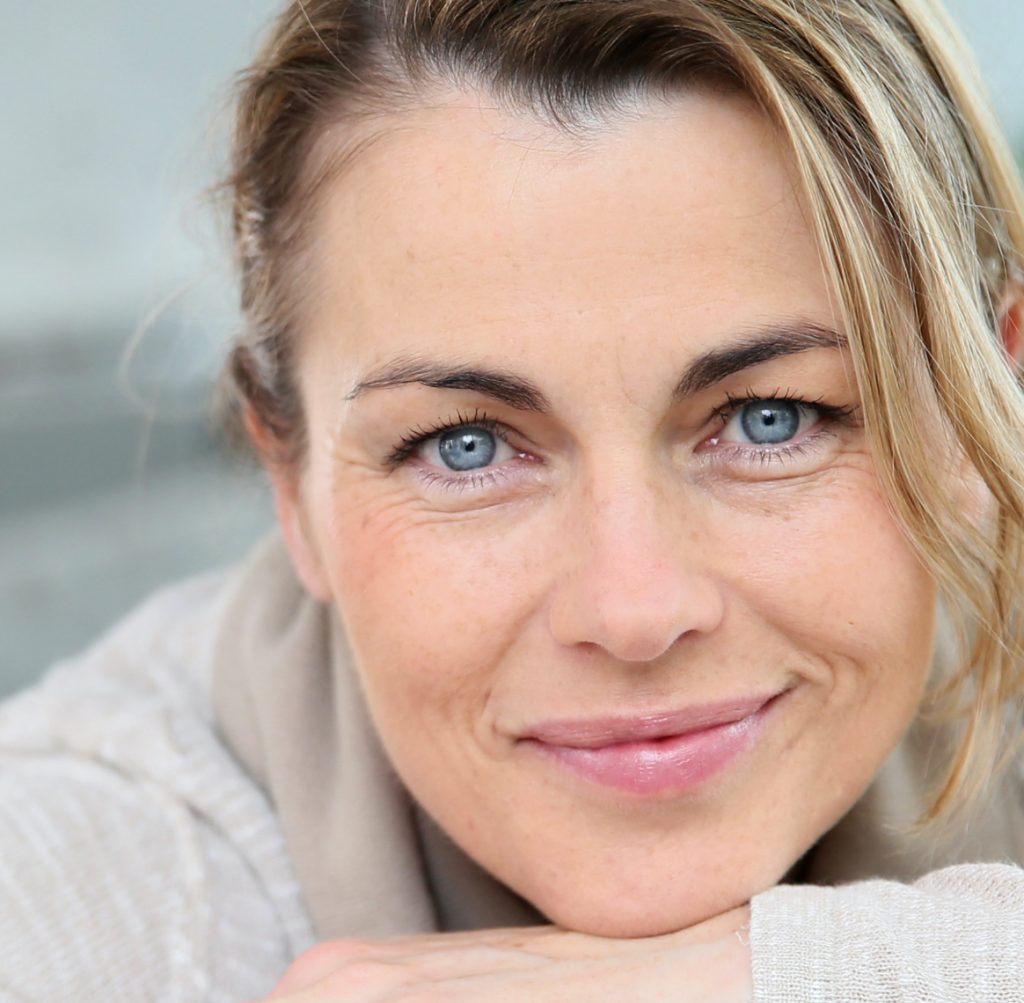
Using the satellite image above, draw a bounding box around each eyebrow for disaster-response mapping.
[346,322,847,411]
[672,322,848,399]
[347,356,552,411]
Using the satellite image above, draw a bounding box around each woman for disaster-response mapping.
[1,0,1023,999]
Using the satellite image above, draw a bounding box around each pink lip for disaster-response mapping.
[518,692,783,795]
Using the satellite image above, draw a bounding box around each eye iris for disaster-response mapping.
[437,426,497,471]
[739,401,801,445]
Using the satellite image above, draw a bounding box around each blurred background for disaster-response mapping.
[2,0,1023,696]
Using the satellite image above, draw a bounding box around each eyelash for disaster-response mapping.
[385,393,859,485]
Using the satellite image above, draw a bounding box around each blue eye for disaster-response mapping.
[437,426,498,471]
[394,414,520,477]
[716,399,819,448]
[739,401,802,444]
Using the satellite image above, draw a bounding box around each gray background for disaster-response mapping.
[2,0,1022,695]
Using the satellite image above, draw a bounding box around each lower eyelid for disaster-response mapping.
[715,423,840,463]
[411,462,531,499]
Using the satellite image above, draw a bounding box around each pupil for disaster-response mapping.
[438,426,497,471]
[740,401,800,445]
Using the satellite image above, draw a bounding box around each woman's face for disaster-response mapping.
[279,87,937,937]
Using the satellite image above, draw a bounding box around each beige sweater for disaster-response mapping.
[0,553,1022,1002]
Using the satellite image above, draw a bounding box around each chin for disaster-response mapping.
[520,863,771,938]
[537,891,746,939]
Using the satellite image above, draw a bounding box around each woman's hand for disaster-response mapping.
[261,905,752,1002]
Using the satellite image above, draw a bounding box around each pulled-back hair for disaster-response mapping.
[220,0,1024,824]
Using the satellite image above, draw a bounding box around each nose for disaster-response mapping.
[547,476,725,664]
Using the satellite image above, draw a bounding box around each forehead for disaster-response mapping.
[300,87,838,390]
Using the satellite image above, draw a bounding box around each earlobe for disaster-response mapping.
[243,407,333,603]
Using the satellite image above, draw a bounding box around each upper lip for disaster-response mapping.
[519,692,781,749]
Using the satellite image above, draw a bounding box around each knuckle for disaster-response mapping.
[281,938,378,990]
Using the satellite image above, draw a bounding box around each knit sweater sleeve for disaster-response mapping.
[749,863,1024,1001]
[0,572,316,1002]
[0,754,289,1003]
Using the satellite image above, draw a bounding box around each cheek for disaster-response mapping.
[728,468,933,657]
[320,491,549,736]
[724,471,936,778]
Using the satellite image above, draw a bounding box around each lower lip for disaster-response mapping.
[521,700,776,796]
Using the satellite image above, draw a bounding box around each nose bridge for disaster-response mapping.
[548,457,724,663]
[583,468,672,570]
[580,467,695,600]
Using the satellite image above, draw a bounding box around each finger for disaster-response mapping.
[378,943,552,980]
[269,927,556,996]
[386,925,653,962]
[272,956,417,1003]
[269,939,382,996]
[371,924,597,959]
[268,921,688,1003]
[271,942,558,1003]
[375,923,556,950]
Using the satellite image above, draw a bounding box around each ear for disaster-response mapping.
[954,285,1024,523]
[243,407,332,603]
[268,471,333,603]
[997,282,1024,368]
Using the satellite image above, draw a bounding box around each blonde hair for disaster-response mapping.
[222,0,1024,823]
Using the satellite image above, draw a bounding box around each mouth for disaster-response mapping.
[517,690,787,796]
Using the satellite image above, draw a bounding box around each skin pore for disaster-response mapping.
[269,85,938,941]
